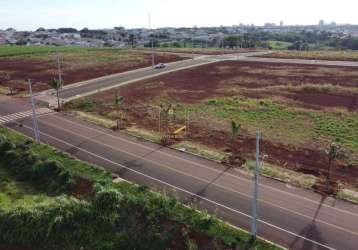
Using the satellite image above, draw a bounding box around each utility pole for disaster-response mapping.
[185,109,190,137]
[57,54,63,89]
[251,131,261,240]
[149,12,155,68]
[28,79,40,143]
[158,108,161,133]
[191,37,194,59]
[221,36,225,55]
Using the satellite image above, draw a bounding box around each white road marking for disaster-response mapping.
[0,108,53,125]
[34,117,358,237]
[16,123,336,250]
[52,114,358,218]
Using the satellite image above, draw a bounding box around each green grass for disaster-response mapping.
[0,166,54,208]
[0,45,87,57]
[0,127,112,185]
[0,45,130,58]
[172,141,226,162]
[204,97,358,154]
[267,40,292,50]
[311,112,358,151]
[203,97,314,144]
[206,97,297,121]
[244,161,317,189]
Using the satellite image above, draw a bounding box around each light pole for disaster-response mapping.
[149,12,155,68]
[57,54,63,89]
[251,131,261,240]
[191,37,194,59]
[28,79,40,143]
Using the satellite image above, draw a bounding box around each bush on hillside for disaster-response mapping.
[0,135,75,193]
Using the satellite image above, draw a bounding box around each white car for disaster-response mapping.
[154,63,166,69]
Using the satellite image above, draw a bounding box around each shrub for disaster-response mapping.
[0,135,15,158]
[93,188,122,213]
[32,160,75,192]
[65,98,98,112]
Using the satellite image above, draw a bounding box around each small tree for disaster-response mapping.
[114,92,125,130]
[48,78,61,110]
[230,120,241,139]
[225,121,246,167]
[0,72,13,95]
[114,93,124,105]
[129,34,136,48]
[325,142,341,184]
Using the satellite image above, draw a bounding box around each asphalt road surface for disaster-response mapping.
[35,58,217,106]
[239,56,358,67]
[1,99,357,250]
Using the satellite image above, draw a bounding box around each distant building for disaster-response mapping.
[280,21,284,27]
[319,20,325,26]
[0,37,6,45]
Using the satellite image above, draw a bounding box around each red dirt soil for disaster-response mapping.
[0,53,184,92]
[72,177,93,198]
[93,60,358,187]
[116,106,358,188]
[289,92,358,111]
[117,60,358,110]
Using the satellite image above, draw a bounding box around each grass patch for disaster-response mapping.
[0,166,54,208]
[337,188,358,204]
[0,127,112,185]
[0,45,89,57]
[68,110,117,129]
[125,126,162,143]
[204,97,358,155]
[0,45,128,58]
[310,112,358,151]
[204,97,315,144]
[172,141,226,162]
[244,161,317,189]
[267,41,292,50]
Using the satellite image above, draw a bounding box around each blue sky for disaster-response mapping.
[1,0,357,30]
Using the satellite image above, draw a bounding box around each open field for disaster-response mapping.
[0,45,91,57]
[0,126,279,250]
[258,50,358,61]
[66,60,358,192]
[0,47,184,93]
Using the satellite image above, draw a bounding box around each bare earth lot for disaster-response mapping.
[258,50,358,62]
[67,61,358,191]
[0,50,184,93]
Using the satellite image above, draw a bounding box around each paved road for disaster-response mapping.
[1,99,357,250]
[239,56,358,67]
[35,58,217,106]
